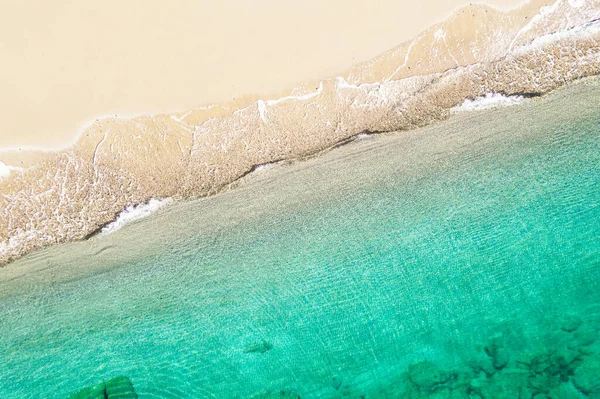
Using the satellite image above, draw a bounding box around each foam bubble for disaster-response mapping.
[568,0,585,7]
[101,199,172,235]
[451,93,525,113]
[512,19,600,55]
[0,162,10,180]
[253,164,273,173]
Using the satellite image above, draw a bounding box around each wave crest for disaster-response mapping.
[451,93,526,113]
[101,199,172,235]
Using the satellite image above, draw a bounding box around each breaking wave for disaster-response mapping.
[451,93,526,113]
[0,162,9,180]
[101,199,172,235]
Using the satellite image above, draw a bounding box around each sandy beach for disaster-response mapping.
[2,2,600,397]
[1,0,529,152]
[1,0,600,265]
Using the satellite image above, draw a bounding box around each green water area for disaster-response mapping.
[1,78,599,398]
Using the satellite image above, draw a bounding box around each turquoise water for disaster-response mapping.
[0,80,599,398]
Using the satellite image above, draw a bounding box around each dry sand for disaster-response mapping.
[0,0,528,151]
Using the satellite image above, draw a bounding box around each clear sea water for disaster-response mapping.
[0,79,599,398]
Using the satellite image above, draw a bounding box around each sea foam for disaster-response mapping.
[101,199,172,235]
[451,93,525,113]
[0,162,10,180]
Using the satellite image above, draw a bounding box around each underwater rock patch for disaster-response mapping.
[484,337,510,371]
[243,340,273,354]
[249,390,301,398]
[64,317,598,399]
[560,315,583,333]
[408,361,451,392]
[67,384,106,399]
[573,358,600,395]
[67,375,137,399]
[574,327,597,347]
[372,316,600,399]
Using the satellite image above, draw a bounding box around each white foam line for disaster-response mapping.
[568,0,584,7]
[386,33,425,82]
[180,110,193,119]
[335,76,379,90]
[1,104,207,155]
[197,105,216,111]
[0,162,10,180]
[437,28,460,66]
[265,82,324,106]
[508,0,563,52]
[0,164,25,180]
[100,198,172,235]
[257,100,267,122]
[253,163,276,172]
[228,81,328,121]
[0,230,37,257]
[451,92,525,112]
[511,18,600,55]
[92,130,109,168]
[170,109,197,123]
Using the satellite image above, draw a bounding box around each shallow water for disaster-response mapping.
[0,79,599,398]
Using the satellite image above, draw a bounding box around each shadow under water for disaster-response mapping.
[0,79,599,398]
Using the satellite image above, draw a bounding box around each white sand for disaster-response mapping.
[0,0,527,150]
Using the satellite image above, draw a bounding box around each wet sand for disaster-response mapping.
[1,0,529,151]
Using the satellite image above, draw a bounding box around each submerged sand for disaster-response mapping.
[1,0,600,265]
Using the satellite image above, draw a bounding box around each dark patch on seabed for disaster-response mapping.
[366,316,599,398]
[69,314,598,398]
[68,376,137,399]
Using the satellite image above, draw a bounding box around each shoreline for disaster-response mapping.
[2,64,599,398]
[1,0,546,156]
[2,72,599,294]
[1,0,600,266]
